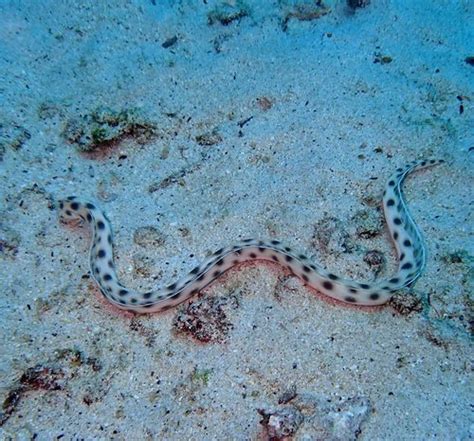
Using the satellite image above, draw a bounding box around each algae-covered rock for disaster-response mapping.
[62,106,156,152]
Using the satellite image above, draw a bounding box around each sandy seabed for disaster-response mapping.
[0,1,473,439]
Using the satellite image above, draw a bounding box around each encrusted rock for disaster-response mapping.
[62,106,156,152]
[258,392,372,440]
[363,249,385,276]
[389,291,423,315]
[173,294,239,343]
[258,406,304,439]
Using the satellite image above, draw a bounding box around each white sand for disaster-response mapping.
[0,0,472,439]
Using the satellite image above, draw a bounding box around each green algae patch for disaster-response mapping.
[62,107,157,153]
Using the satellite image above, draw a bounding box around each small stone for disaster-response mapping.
[390,292,423,315]
[347,0,370,9]
[464,56,474,66]
[352,209,383,239]
[363,249,385,276]
[281,0,331,31]
[195,130,222,146]
[256,96,273,111]
[133,226,165,248]
[258,406,304,439]
[162,35,178,48]
[207,1,250,26]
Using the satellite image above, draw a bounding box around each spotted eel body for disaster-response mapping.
[58,159,443,313]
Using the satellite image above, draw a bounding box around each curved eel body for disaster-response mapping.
[59,159,443,313]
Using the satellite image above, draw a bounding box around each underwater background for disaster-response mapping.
[0,1,472,439]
